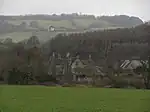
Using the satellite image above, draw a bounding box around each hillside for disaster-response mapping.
[0,14,143,31]
[0,14,144,43]
[42,23,150,60]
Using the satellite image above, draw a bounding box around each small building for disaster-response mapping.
[48,25,55,32]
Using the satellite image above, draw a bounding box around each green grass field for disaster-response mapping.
[7,20,75,29]
[7,19,121,30]
[0,31,83,43]
[0,31,59,43]
[0,86,150,112]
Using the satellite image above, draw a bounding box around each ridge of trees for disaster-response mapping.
[43,23,150,56]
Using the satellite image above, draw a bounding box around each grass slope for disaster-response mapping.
[0,32,33,42]
[7,19,119,29]
[7,20,75,29]
[0,86,150,112]
[0,30,84,43]
[0,31,59,43]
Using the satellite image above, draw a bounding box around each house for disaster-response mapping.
[48,25,55,32]
[48,52,105,83]
[120,60,148,70]
[112,59,148,76]
[48,25,68,32]
[71,55,95,72]
[71,55,104,82]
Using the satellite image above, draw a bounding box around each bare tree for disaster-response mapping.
[49,52,56,77]
[136,57,150,89]
[103,40,114,77]
[64,53,73,84]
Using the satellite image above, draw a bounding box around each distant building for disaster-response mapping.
[48,25,55,32]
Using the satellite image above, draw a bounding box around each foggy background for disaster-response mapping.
[0,0,149,21]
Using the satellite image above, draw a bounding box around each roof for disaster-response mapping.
[81,59,95,66]
[120,60,148,70]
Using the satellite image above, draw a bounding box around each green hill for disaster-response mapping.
[0,14,144,43]
[1,14,143,30]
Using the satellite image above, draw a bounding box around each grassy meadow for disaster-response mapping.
[0,32,33,42]
[0,19,122,43]
[7,20,77,29]
[0,86,150,112]
[0,31,59,43]
[6,19,117,29]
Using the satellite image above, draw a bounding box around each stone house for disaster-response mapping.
[71,55,104,83]
[48,52,104,83]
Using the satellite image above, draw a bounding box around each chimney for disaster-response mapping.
[66,52,70,58]
[58,53,61,59]
[89,54,92,60]
[76,55,80,59]
[52,52,55,57]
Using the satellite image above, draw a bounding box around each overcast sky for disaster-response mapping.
[0,0,149,21]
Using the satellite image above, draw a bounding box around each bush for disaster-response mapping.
[8,68,20,85]
[0,76,4,81]
[35,75,58,84]
[130,80,145,89]
[112,79,129,88]
[62,83,75,87]
[7,68,32,85]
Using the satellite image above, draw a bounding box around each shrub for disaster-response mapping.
[8,68,20,85]
[7,68,32,85]
[35,75,58,84]
[112,79,129,88]
[0,76,3,81]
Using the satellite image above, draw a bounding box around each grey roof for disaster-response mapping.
[120,60,148,69]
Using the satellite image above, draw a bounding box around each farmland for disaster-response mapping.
[0,31,59,43]
[0,30,84,43]
[0,86,150,112]
[7,20,75,29]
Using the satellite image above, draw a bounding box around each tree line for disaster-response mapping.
[0,23,150,88]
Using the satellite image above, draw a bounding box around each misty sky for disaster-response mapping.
[0,0,150,21]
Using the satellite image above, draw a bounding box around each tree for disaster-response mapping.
[19,22,27,29]
[30,21,39,28]
[49,52,56,77]
[65,58,73,84]
[26,36,40,49]
[7,67,33,85]
[135,57,150,89]
[27,46,44,78]
[102,40,124,86]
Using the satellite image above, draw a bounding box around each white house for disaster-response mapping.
[48,25,55,32]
